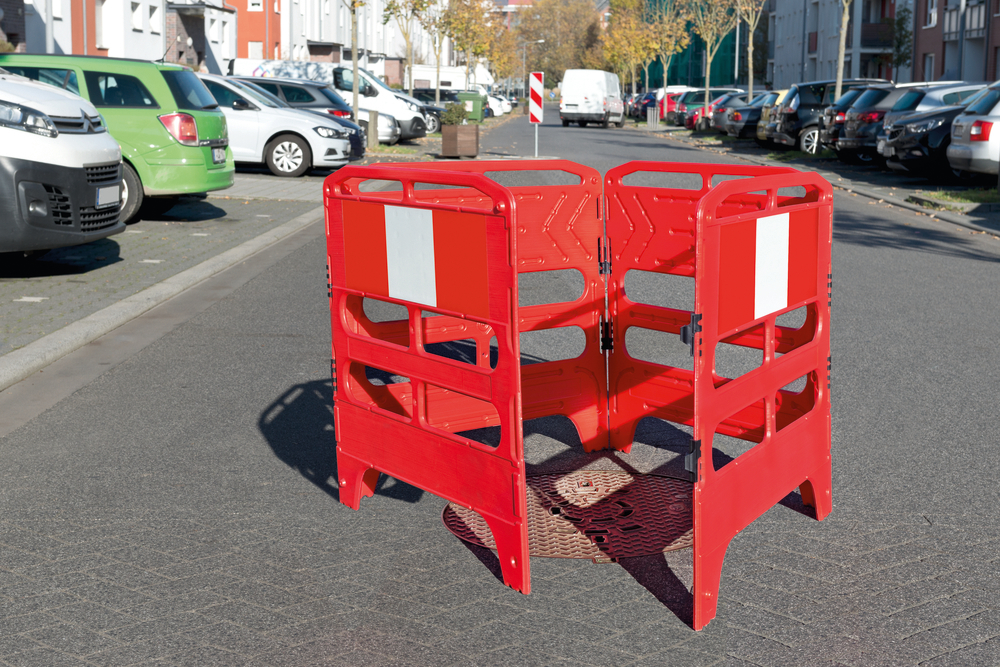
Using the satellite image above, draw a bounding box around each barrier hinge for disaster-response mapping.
[679,313,703,357]
[331,358,338,393]
[600,317,614,352]
[598,237,612,275]
[684,439,701,482]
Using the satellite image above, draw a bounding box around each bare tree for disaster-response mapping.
[650,0,690,89]
[734,0,766,99]
[444,0,496,89]
[689,0,738,112]
[383,0,429,96]
[834,0,852,100]
[420,0,448,102]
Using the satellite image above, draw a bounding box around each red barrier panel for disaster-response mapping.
[325,160,832,630]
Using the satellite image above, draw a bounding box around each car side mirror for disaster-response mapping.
[363,84,376,97]
[233,98,252,110]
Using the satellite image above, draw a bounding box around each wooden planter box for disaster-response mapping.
[441,124,479,158]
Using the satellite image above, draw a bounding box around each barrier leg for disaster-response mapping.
[483,515,531,594]
[799,461,833,521]
[692,539,729,631]
[337,453,380,510]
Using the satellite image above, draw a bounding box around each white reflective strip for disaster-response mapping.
[385,205,437,307]
[754,212,789,319]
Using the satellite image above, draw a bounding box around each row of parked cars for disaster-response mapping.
[0,53,480,257]
[687,77,1000,183]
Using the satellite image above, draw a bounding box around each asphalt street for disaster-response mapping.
[1,112,1000,666]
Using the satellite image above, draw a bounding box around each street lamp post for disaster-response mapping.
[519,39,544,100]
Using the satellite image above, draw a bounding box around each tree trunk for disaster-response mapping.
[704,52,713,120]
[835,0,851,101]
[747,41,754,100]
[435,42,441,103]
[407,28,414,96]
[352,6,359,119]
[644,61,650,93]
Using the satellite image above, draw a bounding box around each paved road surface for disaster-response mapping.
[1,113,1000,666]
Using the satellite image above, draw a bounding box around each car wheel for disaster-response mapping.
[602,114,610,128]
[617,115,625,128]
[578,120,587,127]
[425,114,440,134]
[798,127,820,154]
[119,162,144,224]
[562,119,570,127]
[265,134,311,177]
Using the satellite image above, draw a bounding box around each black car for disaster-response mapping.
[413,88,461,105]
[234,77,366,160]
[636,92,658,118]
[883,87,990,180]
[708,93,750,133]
[818,87,866,152]
[232,76,353,118]
[838,83,928,164]
[724,93,770,138]
[773,78,887,153]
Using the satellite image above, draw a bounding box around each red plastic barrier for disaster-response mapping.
[325,161,832,630]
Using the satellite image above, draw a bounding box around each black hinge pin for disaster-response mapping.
[598,237,612,275]
[600,317,614,352]
[679,313,703,357]
[684,439,701,483]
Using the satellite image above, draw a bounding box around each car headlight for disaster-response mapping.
[0,99,58,138]
[906,117,945,134]
[314,125,346,138]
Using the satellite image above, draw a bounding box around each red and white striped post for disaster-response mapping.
[529,71,543,157]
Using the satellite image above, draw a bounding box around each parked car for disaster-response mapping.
[635,92,658,119]
[485,94,505,116]
[725,92,771,139]
[674,88,742,128]
[757,89,788,147]
[421,104,443,133]
[559,69,625,128]
[0,54,235,223]
[818,86,867,153]
[412,88,461,105]
[0,68,124,254]
[659,86,699,122]
[884,87,991,180]
[876,82,983,156]
[199,74,359,177]
[354,67,429,139]
[772,78,886,153]
[947,83,1000,175]
[235,78,366,157]
[838,82,928,163]
[709,93,753,133]
[232,76,399,144]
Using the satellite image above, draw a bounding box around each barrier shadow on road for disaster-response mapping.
[258,379,425,504]
[0,238,123,279]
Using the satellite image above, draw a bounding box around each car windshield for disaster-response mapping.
[229,79,281,108]
[761,92,779,106]
[161,69,218,110]
[318,87,350,108]
[793,84,825,105]
[833,88,863,108]
[748,93,767,107]
[963,87,1000,115]
[958,87,990,110]
[361,67,393,91]
[237,80,290,107]
[852,88,890,109]
[892,90,926,112]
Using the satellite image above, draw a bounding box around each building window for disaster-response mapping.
[925,0,937,26]
[249,0,262,11]
[210,18,219,43]
[221,20,230,56]
[131,2,142,31]
[149,4,161,33]
[52,0,63,20]
[96,0,106,46]
[923,52,935,80]
[249,41,263,58]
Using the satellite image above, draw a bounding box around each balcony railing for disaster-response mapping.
[943,7,960,40]
[860,22,892,48]
[966,2,986,38]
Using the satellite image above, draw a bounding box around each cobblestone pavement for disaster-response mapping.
[3,113,1000,666]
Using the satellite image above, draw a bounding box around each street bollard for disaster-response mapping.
[367,110,379,151]
[647,106,658,130]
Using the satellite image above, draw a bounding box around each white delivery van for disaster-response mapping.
[0,68,124,255]
[559,69,626,128]
[229,59,427,140]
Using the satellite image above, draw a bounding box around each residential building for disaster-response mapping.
[769,0,911,88]
[0,0,27,50]
[913,0,997,80]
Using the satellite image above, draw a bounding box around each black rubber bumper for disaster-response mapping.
[398,116,427,140]
[0,156,125,254]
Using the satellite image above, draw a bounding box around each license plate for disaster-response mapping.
[885,146,894,157]
[96,184,119,209]
[212,147,226,164]
[876,139,886,154]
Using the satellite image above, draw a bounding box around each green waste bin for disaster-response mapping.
[456,91,485,122]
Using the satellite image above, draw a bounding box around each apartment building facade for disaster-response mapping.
[912,0,999,80]
[769,0,912,88]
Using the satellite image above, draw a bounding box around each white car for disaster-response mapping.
[0,68,124,254]
[947,82,1000,175]
[493,95,512,114]
[486,95,505,116]
[200,74,355,177]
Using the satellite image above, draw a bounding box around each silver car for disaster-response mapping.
[947,83,1000,175]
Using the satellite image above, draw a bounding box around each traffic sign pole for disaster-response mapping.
[529,72,544,157]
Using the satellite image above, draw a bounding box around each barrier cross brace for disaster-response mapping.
[324,160,833,630]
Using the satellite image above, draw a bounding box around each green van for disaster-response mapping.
[0,55,234,222]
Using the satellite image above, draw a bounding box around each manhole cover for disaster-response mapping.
[442,471,693,561]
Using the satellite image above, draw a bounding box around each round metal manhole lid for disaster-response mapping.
[442,471,693,562]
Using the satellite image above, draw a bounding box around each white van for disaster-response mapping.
[229,59,427,140]
[559,69,625,128]
[0,69,124,255]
